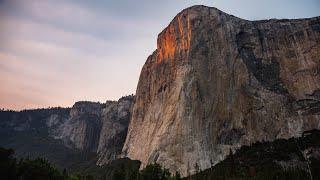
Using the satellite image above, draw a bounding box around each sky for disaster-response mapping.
[0,0,319,110]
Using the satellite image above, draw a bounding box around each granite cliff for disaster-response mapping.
[0,95,134,169]
[123,5,320,176]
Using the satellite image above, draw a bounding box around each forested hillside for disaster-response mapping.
[2,129,319,180]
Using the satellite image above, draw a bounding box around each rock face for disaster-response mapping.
[0,95,134,167]
[96,97,134,165]
[50,96,135,164]
[123,5,320,176]
[52,101,103,152]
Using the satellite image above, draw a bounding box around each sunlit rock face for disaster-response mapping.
[123,5,320,176]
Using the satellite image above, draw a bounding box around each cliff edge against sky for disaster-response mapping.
[123,5,320,176]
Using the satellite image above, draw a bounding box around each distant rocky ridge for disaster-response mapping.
[123,5,320,176]
[0,95,134,169]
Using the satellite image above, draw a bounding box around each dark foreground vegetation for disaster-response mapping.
[188,129,320,180]
[1,129,319,180]
[0,147,181,180]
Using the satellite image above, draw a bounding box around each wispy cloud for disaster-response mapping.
[0,0,319,110]
[0,0,159,110]
[2,0,160,39]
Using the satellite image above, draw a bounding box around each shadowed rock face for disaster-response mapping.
[123,5,320,176]
[51,96,135,165]
[52,101,103,152]
[96,96,134,165]
[0,96,134,167]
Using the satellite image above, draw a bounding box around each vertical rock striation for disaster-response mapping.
[123,5,320,176]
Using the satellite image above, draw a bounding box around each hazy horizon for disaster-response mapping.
[1,0,319,110]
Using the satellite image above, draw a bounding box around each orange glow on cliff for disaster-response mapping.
[156,15,192,64]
